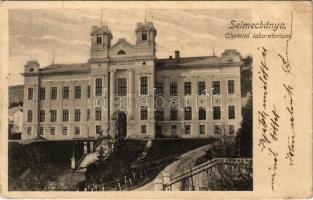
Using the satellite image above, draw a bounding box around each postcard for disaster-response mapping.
[0,1,312,199]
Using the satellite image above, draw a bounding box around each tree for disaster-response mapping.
[235,94,252,157]
[97,146,105,165]
[240,56,253,97]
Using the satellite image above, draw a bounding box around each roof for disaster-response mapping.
[37,54,242,74]
[111,38,136,48]
[156,56,241,69]
[40,63,90,74]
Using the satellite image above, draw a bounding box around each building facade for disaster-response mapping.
[22,21,242,141]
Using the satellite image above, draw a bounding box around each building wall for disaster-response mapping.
[22,72,92,140]
[21,23,242,141]
[22,75,39,140]
[155,65,242,138]
[22,62,241,140]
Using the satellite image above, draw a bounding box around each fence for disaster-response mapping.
[155,158,252,191]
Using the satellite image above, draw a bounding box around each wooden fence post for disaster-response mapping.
[163,172,171,191]
[154,178,163,191]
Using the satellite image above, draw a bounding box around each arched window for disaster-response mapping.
[117,50,126,55]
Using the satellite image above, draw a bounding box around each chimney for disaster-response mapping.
[175,50,180,61]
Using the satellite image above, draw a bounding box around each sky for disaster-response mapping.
[9,9,252,86]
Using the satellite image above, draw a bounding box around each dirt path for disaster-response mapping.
[135,142,216,191]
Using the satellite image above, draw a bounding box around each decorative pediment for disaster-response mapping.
[110,38,137,56]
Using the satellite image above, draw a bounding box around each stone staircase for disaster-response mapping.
[75,137,112,171]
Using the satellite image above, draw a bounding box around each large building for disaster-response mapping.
[22,21,242,141]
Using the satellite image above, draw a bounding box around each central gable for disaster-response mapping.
[110,38,137,58]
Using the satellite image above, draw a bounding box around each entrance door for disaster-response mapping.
[117,112,127,138]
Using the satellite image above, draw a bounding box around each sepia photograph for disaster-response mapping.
[7,9,253,192]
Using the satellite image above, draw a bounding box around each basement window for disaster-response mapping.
[184,125,191,134]
[141,125,147,134]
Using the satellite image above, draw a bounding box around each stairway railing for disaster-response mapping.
[75,153,87,170]
[165,158,252,187]
[75,136,111,170]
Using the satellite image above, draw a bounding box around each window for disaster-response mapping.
[228,80,235,94]
[75,126,80,135]
[170,82,177,96]
[117,50,126,55]
[63,86,69,99]
[96,125,102,134]
[63,126,68,135]
[185,125,191,134]
[50,110,57,122]
[27,127,32,135]
[213,81,220,95]
[28,88,33,100]
[27,110,33,122]
[39,127,44,135]
[87,86,91,98]
[199,124,206,134]
[155,110,164,121]
[63,110,69,122]
[141,125,147,134]
[142,32,147,41]
[140,106,148,120]
[198,107,206,120]
[95,78,102,96]
[228,105,235,119]
[198,81,206,95]
[229,124,236,135]
[97,36,102,44]
[140,76,148,95]
[156,82,164,95]
[50,127,56,135]
[75,109,81,122]
[51,87,57,99]
[214,124,222,135]
[213,106,221,120]
[95,109,102,121]
[184,82,191,95]
[87,109,90,121]
[39,88,46,100]
[170,108,178,120]
[184,107,192,120]
[117,78,127,96]
[75,86,81,99]
[39,110,45,122]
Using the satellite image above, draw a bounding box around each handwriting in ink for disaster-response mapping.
[269,106,280,142]
[278,11,293,73]
[268,148,278,192]
[258,110,270,151]
[283,83,295,165]
[258,47,269,110]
